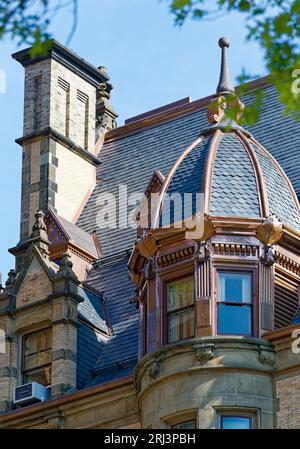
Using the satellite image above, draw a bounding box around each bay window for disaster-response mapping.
[217,272,253,336]
[167,277,195,343]
[22,328,52,386]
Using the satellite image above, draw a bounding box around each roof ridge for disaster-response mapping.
[105,76,271,142]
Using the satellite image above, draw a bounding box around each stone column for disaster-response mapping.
[50,252,83,397]
[0,271,18,412]
[195,244,212,337]
[259,251,275,333]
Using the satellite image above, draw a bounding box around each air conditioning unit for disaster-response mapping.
[14,382,50,406]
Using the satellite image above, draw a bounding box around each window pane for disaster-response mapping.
[168,309,194,343]
[23,328,52,386]
[24,348,52,371]
[217,304,252,336]
[167,278,194,312]
[219,273,251,303]
[24,367,51,386]
[24,329,52,356]
[221,416,251,429]
[172,421,196,429]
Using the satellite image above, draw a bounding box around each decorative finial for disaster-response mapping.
[5,269,17,291]
[58,250,78,280]
[207,37,245,126]
[216,36,235,94]
[96,71,118,134]
[31,210,50,258]
[32,210,47,236]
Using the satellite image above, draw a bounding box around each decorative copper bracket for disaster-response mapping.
[256,215,283,246]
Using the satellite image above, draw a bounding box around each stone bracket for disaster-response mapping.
[193,344,215,364]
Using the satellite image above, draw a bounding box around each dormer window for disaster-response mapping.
[167,277,195,343]
[22,328,52,386]
[217,272,253,336]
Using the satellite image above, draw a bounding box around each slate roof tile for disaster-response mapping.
[81,256,139,387]
[253,143,300,229]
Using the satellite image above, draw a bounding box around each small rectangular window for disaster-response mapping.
[172,420,196,429]
[167,277,195,343]
[217,272,253,336]
[22,328,52,386]
[221,415,252,429]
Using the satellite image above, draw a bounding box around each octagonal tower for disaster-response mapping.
[128,38,300,429]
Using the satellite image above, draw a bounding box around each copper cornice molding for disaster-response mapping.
[157,247,194,267]
[212,242,258,258]
[275,251,300,275]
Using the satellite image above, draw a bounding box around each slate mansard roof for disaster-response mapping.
[76,81,300,388]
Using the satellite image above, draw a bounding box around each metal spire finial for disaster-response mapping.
[216,37,235,94]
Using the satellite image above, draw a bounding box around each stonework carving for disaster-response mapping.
[96,79,118,132]
[195,241,208,261]
[193,345,214,363]
[261,245,277,267]
[148,362,160,381]
[144,257,156,280]
[4,270,17,291]
[258,350,276,366]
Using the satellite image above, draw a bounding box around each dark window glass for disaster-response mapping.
[167,277,194,343]
[22,328,52,386]
[172,420,196,429]
[221,416,252,429]
[217,272,253,336]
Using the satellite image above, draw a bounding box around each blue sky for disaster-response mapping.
[0,0,265,281]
